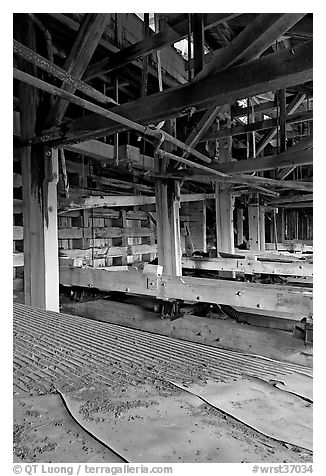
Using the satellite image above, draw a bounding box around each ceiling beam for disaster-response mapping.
[181,14,306,158]
[37,40,313,146]
[45,13,111,126]
[194,13,306,81]
[213,148,312,174]
[13,39,117,106]
[85,13,238,80]
[256,93,306,154]
[201,110,313,142]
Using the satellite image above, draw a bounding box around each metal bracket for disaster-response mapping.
[147,277,159,290]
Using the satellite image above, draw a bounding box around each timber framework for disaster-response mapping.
[13,12,313,464]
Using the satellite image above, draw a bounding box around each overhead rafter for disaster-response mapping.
[84,13,239,80]
[14,67,218,168]
[201,110,313,142]
[36,40,313,146]
[198,148,313,175]
[256,93,306,154]
[193,13,306,81]
[45,13,110,126]
[181,14,306,158]
[13,39,117,105]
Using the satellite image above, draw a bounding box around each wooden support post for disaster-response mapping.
[248,194,260,251]
[21,145,59,311]
[17,15,59,311]
[188,201,207,252]
[259,206,266,251]
[236,208,244,246]
[278,88,287,153]
[276,208,286,243]
[155,177,182,276]
[215,118,234,255]
[193,13,204,76]
[141,13,150,97]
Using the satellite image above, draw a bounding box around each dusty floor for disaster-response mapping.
[13,303,313,463]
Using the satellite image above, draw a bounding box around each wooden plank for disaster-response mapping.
[181,257,313,277]
[13,199,23,214]
[59,193,215,212]
[59,267,313,315]
[13,173,22,188]
[60,244,158,259]
[13,226,24,241]
[45,14,111,125]
[58,226,155,240]
[64,140,115,162]
[265,242,313,253]
[13,252,24,267]
[37,41,313,145]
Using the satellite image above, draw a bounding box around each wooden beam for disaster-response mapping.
[193,14,204,76]
[37,41,313,145]
[13,39,117,106]
[58,226,155,240]
[268,193,313,205]
[17,17,59,311]
[45,13,110,126]
[236,209,244,246]
[201,110,313,142]
[47,13,187,88]
[256,93,306,155]
[84,13,238,80]
[181,256,313,277]
[215,129,234,254]
[248,194,260,251]
[278,88,287,153]
[58,192,215,213]
[194,14,306,81]
[59,267,313,315]
[14,67,213,166]
[199,148,313,175]
[179,15,306,159]
[259,206,266,251]
[141,13,150,97]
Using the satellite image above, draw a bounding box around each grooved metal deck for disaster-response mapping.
[13,303,312,396]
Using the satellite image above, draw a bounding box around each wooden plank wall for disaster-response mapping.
[57,208,157,267]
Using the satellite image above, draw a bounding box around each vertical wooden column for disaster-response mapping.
[248,194,260,251]
[215,125,234,254]
[236,208,244,246]
[259,206,266,251]
[155,176,182,276]
[153,14,181,276]
[276,208,285,243]
[18,15,59,311]
[188,201,206,252]
[21,145,59,311]
[193,13,204,76]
